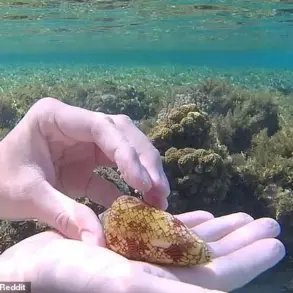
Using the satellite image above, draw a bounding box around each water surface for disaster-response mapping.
[1,0,293,67]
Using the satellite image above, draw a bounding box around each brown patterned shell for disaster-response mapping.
[99,195,211,266]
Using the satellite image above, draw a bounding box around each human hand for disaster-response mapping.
[131,210,286,292]
[0,210,285,293]
[0,98,170,245]
[0,230,225,293]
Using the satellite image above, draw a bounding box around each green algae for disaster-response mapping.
[0,66,293,264]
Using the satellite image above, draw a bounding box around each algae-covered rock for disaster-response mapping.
[234,127,293,223]
[148,104,212,154]
[0,82,161,130]
[148,102,278,218]
[94,85,160,121]
[201,81,280,153]
[160,80,280,154]
[164,147,224,177]
[0,220,49,254]
[147,103,232,213]
[239,127,293,191]
[162,147,231,214]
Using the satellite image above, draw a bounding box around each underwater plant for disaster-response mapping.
[148,104,212,154]
[162,80,280,154]
[0,77,293,270]
[147,103,232,214]
[0,81,161,125]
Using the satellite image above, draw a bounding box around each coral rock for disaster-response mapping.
[148,104,211,154]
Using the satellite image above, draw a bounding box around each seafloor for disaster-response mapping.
[1,64,293,292]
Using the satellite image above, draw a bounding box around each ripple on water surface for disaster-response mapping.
[0,0,293,53]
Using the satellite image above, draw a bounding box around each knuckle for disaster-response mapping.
[54,210,70,235]
[91,115,114,136]
[102,115,115,124]
[115,114,132,125]
[95,114,115,125]
[28,97,62,124]
[32,97,60,111]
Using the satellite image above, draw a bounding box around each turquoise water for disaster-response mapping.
[1,0,293,68]
[1,0,293,292]
[1,50,293,68]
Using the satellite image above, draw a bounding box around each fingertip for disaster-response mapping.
[125,165,153,193]
[267,238,286,263]
[148,172,170,210]
[117,145,170,209]
[75,202,106,246]
[143,184,169,210]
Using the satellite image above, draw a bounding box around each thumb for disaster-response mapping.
[32,181,105,246]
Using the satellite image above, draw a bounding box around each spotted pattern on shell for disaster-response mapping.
[99,195,211,266]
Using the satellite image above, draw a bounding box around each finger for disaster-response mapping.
[34,98,153,194]
[192,212,254,242]
[174,211,215,228]
[31,181,106,246]
[209,218,281,258]
[110,114,170,210]
[211,239,285,291]
[133,273,227,293]
[167,239,285,292]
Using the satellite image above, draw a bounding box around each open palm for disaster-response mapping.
[0,209,285,293]
[142,210,285,292]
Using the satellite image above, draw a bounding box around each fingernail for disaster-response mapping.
[161,198,169,210]
[160,171,170,196]
[140,168,152,189]
[81,230,97,245]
